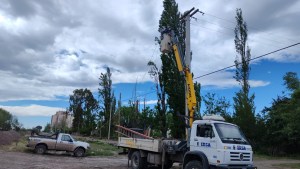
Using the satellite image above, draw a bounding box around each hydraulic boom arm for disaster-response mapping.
[160,30,197,128]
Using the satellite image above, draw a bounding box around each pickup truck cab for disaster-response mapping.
[27,133,90,157]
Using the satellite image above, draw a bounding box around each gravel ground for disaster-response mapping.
[1,150,300,169]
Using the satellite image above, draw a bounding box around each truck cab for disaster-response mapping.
[184,115,256,169]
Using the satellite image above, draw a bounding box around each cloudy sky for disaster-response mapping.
[0,0,299,128]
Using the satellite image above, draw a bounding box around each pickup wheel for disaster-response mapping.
[185,160,202,169]
[131,151,146,169]
[74,147,85,157]
[35,145,46,155]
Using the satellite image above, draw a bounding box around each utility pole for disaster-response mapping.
[118,93,121,138]
[181,7,199,141]
[119,93,121,125]
[108,92,114,140]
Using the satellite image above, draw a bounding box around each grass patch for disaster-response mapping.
[86,140,119,156]
[254,153,300,160]
[0,135,31,153]
[273,163,300,168]
[1,134,120,157]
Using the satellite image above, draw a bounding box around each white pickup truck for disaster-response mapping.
[27,133,90,157]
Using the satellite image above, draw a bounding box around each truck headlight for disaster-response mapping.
[224,146,231,150]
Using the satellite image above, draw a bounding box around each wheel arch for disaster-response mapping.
[183,151,209,169]
[74,146,86,153]
[35,143,48,150]
[128,148,148,159]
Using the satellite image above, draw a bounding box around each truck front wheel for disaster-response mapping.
[185,160,203,169]
[74,147,85,157]
[131,151,146,169]
[35,145,46,154]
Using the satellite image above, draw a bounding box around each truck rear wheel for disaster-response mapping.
[74,147,85,157]
[185,160,202,169]
[35,145,46,154]
[131,151,146,169]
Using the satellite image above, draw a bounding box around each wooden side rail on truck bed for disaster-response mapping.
[115,125,153,139]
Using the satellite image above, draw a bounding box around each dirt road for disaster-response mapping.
[1,150,300,169]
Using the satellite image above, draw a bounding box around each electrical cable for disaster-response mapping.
[197,11,298,44]
[193,42,300,79]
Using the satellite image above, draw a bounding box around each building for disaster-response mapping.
[51,111,74,129]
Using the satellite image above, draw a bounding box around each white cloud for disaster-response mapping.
[145,100,158,105]
[198,71,270,88]
[0,105,64,116]
[249,80,270,87]
[0,0,298,102]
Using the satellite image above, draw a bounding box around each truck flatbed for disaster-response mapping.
[118,137,161,153]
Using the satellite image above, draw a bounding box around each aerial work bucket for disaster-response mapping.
[160,33,171,53]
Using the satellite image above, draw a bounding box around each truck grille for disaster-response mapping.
[230,152,251,161]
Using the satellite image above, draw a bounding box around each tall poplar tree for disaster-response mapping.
[158,0,201,138]
[158,0,186,138]
[98,67,116,136]
[232,8,256,141]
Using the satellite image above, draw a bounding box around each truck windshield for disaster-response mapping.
[214,123,249,145]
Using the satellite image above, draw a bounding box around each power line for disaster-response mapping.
[193,42,300,79]
[190,22,283,49]
[196,11,298,44]
[191,18,291,49]
[121,43,300,102]
[122,90,156,102]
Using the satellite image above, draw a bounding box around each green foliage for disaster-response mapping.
[194,82,201,119]
[0,108,21,131]
[0,108,12,130]
[158,0,186,139]
[98,67,116,138]
[274,163,300,169]
[79,140,119,156]
[232,8,256,141]
[148,61,168,137]
[259,72,300,155]
[202,93,232,121]
[69,88,98,135]
[283,72,300,91]
[98,67,115,123]
[43,123,51,133]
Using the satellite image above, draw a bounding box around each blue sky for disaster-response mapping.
[2,60,299,128]
[0,0,299,129]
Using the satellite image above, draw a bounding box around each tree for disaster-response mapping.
[43,123,51,133]
[232,8,256,141]
[260,72,300,155]
[202,93,231,121]
[283,72,300,92]
[69,88,98,135]
[98,67,114,123]
[98,67,116,138]
[194,82,201,119]
[158,0,186,139]
[148,61,168,137]
[0,108,12,130]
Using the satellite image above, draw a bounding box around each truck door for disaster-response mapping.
[191,124,218,164]
[56,135,74,152]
